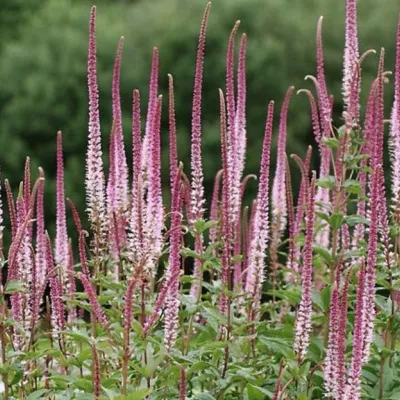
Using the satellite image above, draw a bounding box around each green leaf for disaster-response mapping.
[73,378,93,392]
[343,179,362,195]
[247,383,273,400]
[316,176,336,189]
[27,389,49,400]
[330,212,344,229]
[115,389,152,400]
[322,137,339,149]
[5,280,24,294]
[346,215,368,227]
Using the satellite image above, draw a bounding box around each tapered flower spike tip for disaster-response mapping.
[168,74,178,190]
[142,47,159,174]
[55,131,68,287]
[87,5,105,225]
[390,15,400,206]
[190,1,211,221]
[343,0,359,106]
[24,156,31,213]
[111,36,129,211]
[272,86,294,234]
[316,16,331,129]
[226,20,241,143]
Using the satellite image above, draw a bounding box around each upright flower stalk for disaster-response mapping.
[245,101,274,313]
[55,132,69,287]
[86,6,106,228]
[294,172,316,363]
[390,16,400,207]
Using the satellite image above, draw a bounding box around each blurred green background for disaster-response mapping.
[0,0,398,234]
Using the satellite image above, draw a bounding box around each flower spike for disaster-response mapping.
[190,2,211,221]
[272,86,294,234]
[55,132,69,288]
[86,6,106,226]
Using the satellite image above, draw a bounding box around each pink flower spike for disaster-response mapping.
[144,95,164,275]
[86,6,106,226]
[190,2,211,222]
[316,17,332,133]
[129,89,144,265]
[45,234,65,334]
[343,0,359,109]
[168,74,178,191]
[164,167,183,350]
[245,101,274,310]
[272,86,294,234]
[55,132,69,288]
[78,271,109,330]
[298,89,322,146]
[5,179,17,239]
[231,34,248,222]
[142,47,159,175]
[226,20,240,143]
[345,264,366,399]
[67,241,77,323]
[209,169,223,243]
[390,17,400,206]
[35,168,46,289]
[362,165,381,363]
[112,37,129,211]
[294,172,316,363]
[324,277,340,397]
[23,157,31,214]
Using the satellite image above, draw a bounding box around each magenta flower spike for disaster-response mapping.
[343,0,359,110]
[23,157,31,215]
[144,95,164,275]
[86,6,106,226]
[5,179,17,239]
[234,33,248,187]
[111,37,129,212]
[190,2,211,222]
[123,277,137,338]
[298,89,322,147]
[218,89,232,313]
[345,264,366,399]
[142,47,159,176]
[362,166,381,363]
[189,6,212,300]
[35,168,46,289]
[129,89,144,265]
[67,241,77,323]
[164,167,183,350]
[245,101,274,309]
[209,169,223,243]
[168,74,178,191]
[337,271,350,399]
[272,86,294,235]
[294,172,316,362]
[316,17,332,132]
[79,271,109,330]
[45,234,65,334]
[324,277,340,397]
[55,132,69,287]
[390,17,400,206]
[225,22,240,226]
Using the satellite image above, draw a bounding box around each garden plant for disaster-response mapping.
[1,0,400,399]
